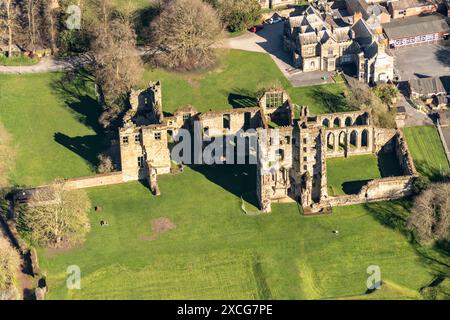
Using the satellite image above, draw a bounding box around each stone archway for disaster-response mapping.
[349,130,358,148]
[361,129,369,147]
[327,132,335,150]
[338,131,346,150]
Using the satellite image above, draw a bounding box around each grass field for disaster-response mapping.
[144,50,349,115]
[402,126,449,180]
[37,166,445,300]
[0,72,107,186]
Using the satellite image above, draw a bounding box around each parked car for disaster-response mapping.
[249,25,264,33]
[265,17,283,24]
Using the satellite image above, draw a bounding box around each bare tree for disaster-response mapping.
[408,183,450,245]
[0,237,20,300]
[0,0,19,58]
[90,14,144,125]
[22,182,91,248]
[148,0,223,71]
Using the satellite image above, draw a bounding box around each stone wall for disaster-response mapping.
[64,172,124,190]
[323,175,415,209]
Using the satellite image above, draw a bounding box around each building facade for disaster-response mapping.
[283,4,394,83]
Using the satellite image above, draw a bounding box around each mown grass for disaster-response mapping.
[327,155,382,196]
[37,166,444,300]
[144,49,349,115]
[402,126,449,180]
[0,72,107,186]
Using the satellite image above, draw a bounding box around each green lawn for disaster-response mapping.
[37,166,443,300]
[144,50,349,115]
[327,155,382,196]
[0,72,106,186]
[111,0,151,11]
[402,126,449,180]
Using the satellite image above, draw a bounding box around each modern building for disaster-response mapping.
[383,13,450,48]
[387,0,437,19]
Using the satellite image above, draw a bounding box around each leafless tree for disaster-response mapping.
[0,0,19,58]
[22,181,91,248]
[148,0,223,71]
[408,183,450,245]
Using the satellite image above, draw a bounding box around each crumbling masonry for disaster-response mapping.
[119,82,417,214]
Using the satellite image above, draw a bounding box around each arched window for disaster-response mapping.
[361,129,369,147]
[333,117,341,128]
[350,130,357,148]
[345,116,352,126]
[327,132,335,150]
[338,131,346,149]
[322,118,330,128]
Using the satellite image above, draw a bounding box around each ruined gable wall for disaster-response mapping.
[142,126,171,175]
[199,108,261,136]
[119,126,145,181]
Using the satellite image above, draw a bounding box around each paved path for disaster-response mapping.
[0,56,87,74]
[224,23,333,87]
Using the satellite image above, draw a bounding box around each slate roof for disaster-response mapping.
[383,13,450,40]
[409,76,450,96]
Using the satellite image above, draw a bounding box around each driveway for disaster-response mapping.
[225,23,333,87]
[393,44,450,81]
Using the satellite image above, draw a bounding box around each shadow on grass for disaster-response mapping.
[341,179,372,195]
[364,199,450,278]
[413,160,449,182]
[50,69,109,168]
[310,87,351,113]
[189,164,259,208]
[228,93,257,109]
[54,133,104,170]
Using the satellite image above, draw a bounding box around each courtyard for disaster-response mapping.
[326,153,403,196]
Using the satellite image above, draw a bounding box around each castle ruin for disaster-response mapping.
[118,81,418,214]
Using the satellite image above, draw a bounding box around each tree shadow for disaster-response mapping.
[50,69,110,168]
[50,69,104,135]
[189,164,259,207]
[364,200,450,277]
[311,87,351,113]
[413,160,448,182]
[341,179,372,195]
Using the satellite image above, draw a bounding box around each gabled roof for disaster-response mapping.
[383,13,450,40]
